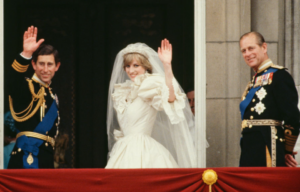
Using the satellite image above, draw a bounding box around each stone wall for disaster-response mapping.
[206,0,251,167]
[205,0,300,167]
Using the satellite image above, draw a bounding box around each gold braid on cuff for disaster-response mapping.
[284,133,297,153]
[12,60,29,73]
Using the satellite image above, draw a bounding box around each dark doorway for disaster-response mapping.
[4,0,194,168]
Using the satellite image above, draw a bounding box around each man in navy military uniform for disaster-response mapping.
[239,31,299,167]
[8,26,61,168]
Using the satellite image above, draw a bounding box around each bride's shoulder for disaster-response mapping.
[114,80,131,90]
[137,73,167,96]
[139,73,164,84]
[112,80,132,96]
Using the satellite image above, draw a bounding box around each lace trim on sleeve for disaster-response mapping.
[162,78,186,124]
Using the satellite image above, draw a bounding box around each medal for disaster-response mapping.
[256,87,267,101]
[254,101,266,115]
[27,153,34,165]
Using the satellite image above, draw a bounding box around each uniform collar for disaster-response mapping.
[31,73,51,88]
[256,59,273,74]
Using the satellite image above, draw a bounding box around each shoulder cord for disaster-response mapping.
[9,79,45,122]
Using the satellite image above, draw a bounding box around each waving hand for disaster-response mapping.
[158,38,176,102]
[22,26,44,58]
[158,39,172,69]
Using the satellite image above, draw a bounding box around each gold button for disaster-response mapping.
[250,116,253,120]
[251,108,254,112]
[45,143,48,147]
[275,136,278,139]
[18,148,21,152]
[44,92,47,96]
[249,125,252,128]
[252,99,255,102]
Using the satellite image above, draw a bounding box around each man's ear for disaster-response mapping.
[55,62,61,71]
[31,60,37,71]
[262,42,268,53]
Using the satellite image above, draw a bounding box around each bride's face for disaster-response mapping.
[125,58,146,81]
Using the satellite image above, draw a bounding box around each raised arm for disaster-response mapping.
[9,26,45,106]
[158,39,176,102]
[21,26,44,58]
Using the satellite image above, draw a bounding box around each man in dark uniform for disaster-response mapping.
[8,26,61,168]
[239,31,299,167]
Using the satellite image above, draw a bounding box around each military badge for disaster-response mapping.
[254,101,266,115]
[255,76,262,86]
[254,72,274,87]
[55,94,59,107]
[256,87,267,101]
[268,72,274,84]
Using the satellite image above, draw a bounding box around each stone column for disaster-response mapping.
[285,0,300,91]
[285,0,300,164]
[206,0,251,167]
[195,0,207,168]
[251,0,284,66]
[0,0,4,169]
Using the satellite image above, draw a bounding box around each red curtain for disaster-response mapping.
[0,167,299,192]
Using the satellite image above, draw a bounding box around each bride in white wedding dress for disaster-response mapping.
[106,39,197,168]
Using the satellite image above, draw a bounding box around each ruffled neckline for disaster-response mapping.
[112,73,159,114]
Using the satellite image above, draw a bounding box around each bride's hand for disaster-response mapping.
[158,39,175,102]
[158,39,172,69]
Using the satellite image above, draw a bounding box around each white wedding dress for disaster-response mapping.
[105,73,187,168]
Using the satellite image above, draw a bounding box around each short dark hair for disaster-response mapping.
[240,31,265,46]
[185,86,194,94]
[32,44,60,65]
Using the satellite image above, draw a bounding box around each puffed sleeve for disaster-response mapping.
[138,74,186,124]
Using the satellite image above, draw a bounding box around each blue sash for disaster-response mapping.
[239,68,278,120]
[15,100,58,168]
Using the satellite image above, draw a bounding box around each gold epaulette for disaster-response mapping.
[241,81,251,101]
[11,59,29,73]
[9,79,45,122]
[270,64,286,70]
